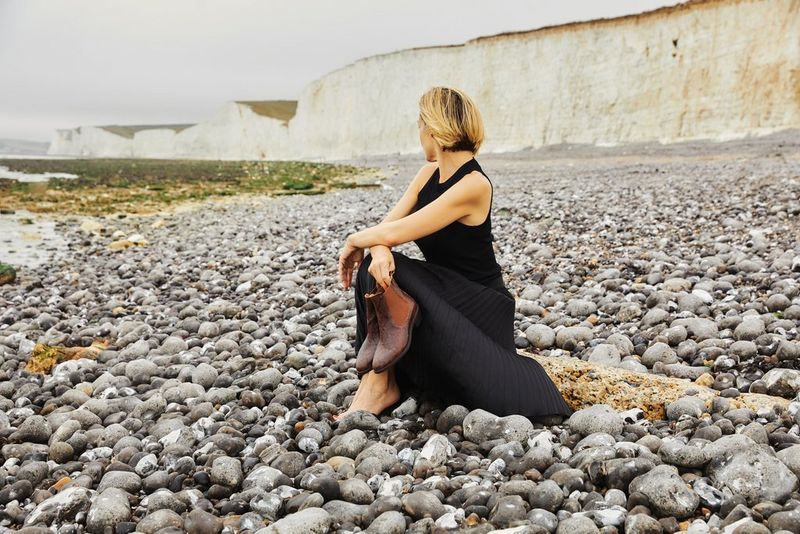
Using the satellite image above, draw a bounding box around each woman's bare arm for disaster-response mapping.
[368,162,437,252]
[347,170,489,249]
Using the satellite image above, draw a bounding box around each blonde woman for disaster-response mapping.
[336,86,572,422]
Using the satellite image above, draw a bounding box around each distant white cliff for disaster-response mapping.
[48,0,800,160]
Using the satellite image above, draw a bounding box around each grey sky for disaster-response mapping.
[0,0,686,142]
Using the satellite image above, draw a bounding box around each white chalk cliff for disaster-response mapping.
[48,0,800,160]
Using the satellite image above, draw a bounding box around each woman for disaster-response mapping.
[335,86,572,422]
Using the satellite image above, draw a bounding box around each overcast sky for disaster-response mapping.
[0,0,686,142]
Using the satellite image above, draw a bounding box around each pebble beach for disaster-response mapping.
[1,129,800,533]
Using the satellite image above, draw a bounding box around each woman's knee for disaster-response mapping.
[390,250,412,264]
[356,250,406,286]
[355,254,373,288]
[358,253,373,274]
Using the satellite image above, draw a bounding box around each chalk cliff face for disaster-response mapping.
[49,126,135,157]
[48,0,800,160]
[171,102,292,159]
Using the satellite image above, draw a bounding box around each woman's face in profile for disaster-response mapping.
[418,116,437,162]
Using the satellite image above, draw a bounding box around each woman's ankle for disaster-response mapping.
[363,369,392,388]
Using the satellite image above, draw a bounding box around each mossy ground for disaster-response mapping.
[0,158,381,216]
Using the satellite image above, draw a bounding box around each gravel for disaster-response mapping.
[0,130,799,532]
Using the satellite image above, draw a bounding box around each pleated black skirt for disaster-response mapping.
[353,250,574,420]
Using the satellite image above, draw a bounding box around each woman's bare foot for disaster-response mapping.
[333,368,401,421]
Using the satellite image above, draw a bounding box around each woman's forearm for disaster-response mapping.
[347,223,393,250]
[370,215,400,252]
[347,208,407,251]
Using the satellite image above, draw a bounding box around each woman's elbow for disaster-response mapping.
[382,226,405,248]
[384,232,401,248]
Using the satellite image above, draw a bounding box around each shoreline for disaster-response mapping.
[3,128,798,272]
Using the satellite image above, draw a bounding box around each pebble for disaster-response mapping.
[85,487,131,533]
[706,443,799,506]
[567,404,624,436]
[2,141,799,532]
[629,464,699,519]
[259,506,333,533]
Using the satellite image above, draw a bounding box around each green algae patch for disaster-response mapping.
[0,158,383,216]
[0,263,16,285]
[24,339,110,374]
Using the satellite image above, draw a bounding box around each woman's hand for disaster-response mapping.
[338,237,364,290]
[368,244,395,290]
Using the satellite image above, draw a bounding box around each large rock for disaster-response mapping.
[523,352,789,420]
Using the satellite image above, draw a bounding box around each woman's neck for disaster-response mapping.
[436,151,475,183]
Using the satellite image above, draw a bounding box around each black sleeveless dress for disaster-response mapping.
[353,157,573,420]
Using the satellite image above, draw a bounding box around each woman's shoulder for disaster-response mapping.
[460,169,491,189]
[412,161,439,195]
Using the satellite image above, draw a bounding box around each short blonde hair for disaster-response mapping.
[418,86,484,154]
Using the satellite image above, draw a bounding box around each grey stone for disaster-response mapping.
[191,363,218,389]
[339,478,374,504]
[641,342,679,367]
[761,368,800,397]
[243,465,292,492]
[734,318,766,341]
[9,415,51,443]
[568,404,624,437]
[556,515,600,533]
[210,456,243,488]
[525,324,556,349]
[706,444,799,506]
[665,396,706,420]
[624,513,664,534]
[555,326,593,350]
[463,408,501,442]
[86,488,131,534]
[327,429,367,459]
[250,368,283,389]
[776,444,800,478]
[587,343,622,367]
[260,507,333,534]
[355,442,398,472]
[22,486,91,527]
[136,509,184,534]
[488,494,528,528]
[365,510,407,534]
[629,464,699,519]
[402,490,445,520]
[566,299,597,318]
[671,318,718,341]
[417,434,455,468]
[97,470,142,494]
[185,508,223,534]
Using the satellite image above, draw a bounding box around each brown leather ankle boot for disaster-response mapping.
[371,278,422,373]
[355,292,380,375]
